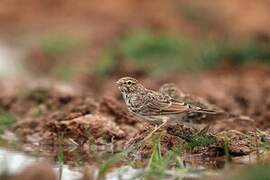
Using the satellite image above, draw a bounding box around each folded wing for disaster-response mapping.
[140,92,217,116]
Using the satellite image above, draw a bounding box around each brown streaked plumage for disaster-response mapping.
[159,83,226,123]
[159,83,223,111]
[116,77,216,126]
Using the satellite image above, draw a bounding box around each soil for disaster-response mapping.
[0,64,268,167]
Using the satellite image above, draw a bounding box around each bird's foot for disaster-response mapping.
[143,119,168,142]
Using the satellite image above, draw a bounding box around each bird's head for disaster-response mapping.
[116,77,143,94]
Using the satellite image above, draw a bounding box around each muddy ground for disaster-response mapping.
[0,64,269,169]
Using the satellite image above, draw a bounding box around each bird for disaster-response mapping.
[116,77,217,139]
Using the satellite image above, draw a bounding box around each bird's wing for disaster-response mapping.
[158,83,223,112]
[140,91,217,116]
[179,95,209,109]
[179,95,224,113]
[139,92,191,116]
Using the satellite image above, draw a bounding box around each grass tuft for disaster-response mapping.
[57,144,64,180]
[186,135,216,149]
[143,135,174,180]
[0,111,16,135]
[0,112,16,127]
[223,134,231,163]
[260,141,270,151]
[97,153,124,179]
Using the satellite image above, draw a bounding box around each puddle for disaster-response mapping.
[106,164,221,180]
[0,131,259,180]
[0,148,82,180]
[0,147,144,180]
[0,147,223,180]
[106,166,142,180]
[0,147,142,180]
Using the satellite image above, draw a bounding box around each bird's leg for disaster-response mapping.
[143,118,168,142]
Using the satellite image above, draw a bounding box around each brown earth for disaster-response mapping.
[0,64,269,167]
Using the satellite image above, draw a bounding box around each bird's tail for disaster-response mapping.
[195,110,254,122]
[196,109,222,114]
[227,113,254,121]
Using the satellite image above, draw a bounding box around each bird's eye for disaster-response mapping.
[127,81,132,85]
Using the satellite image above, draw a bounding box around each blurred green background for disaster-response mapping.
[0,0,269,81]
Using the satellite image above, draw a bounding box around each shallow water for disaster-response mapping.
[0,147,223,180]
[0,147,144,180]
[0,148,82,180]
[0,129,259,180]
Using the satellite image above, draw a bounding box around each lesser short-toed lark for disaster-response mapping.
[116,77,217,138]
